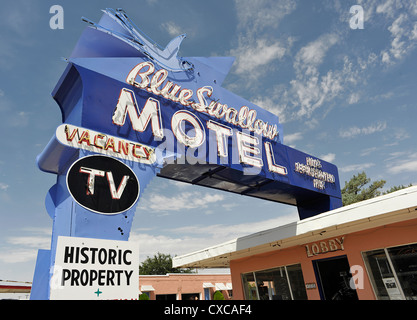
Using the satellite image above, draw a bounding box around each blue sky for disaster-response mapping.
[1,0,417,284]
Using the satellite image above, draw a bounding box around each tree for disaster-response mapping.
[341,172,386,206]
[383,184,413,195]
[139,252,193,275]
[341,171,412,206]
[139,293,149,300]
[213,290,225,300]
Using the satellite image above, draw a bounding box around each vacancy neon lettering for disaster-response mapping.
[61,124,155,164]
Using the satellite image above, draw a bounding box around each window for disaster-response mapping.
[363,249,395,300]
[387,244,417,299]
[156,294,177,300]
[242,264,307,300]
[286,264,308,300]
[242,272,257,300]
[182,293,200,300]
[363,243,417,300]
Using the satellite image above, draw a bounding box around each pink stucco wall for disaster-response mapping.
[139,273,232,300]
[230,218,417,300]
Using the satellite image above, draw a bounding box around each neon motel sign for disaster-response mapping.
[31,9,342,300]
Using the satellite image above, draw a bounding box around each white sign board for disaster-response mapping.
[50,236,139,300]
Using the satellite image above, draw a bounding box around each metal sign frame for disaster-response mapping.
[30,8,342,300]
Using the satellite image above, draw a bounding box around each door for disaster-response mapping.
[204,288,211,300]
[313,255,359,300]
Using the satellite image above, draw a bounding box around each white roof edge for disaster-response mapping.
[173,186,417,268]
[172,238,239,267]
[139,271,231,277]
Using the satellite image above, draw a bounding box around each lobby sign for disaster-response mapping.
[50,236,139,300]
[305,237,345,257]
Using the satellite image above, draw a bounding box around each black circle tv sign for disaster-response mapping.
[67,155,140,215]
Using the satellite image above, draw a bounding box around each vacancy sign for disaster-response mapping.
[50,236,139,300]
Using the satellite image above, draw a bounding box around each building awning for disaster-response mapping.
[140,285,155,291]
[226,283,233,290]
[215,283,227,290]
[203,282,215,288]
[173,186,417,269]
[0,285,31,293]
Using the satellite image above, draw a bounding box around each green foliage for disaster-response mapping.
[341,172,386,206]
[213,290,225,300]
[139,293,149,300]
[139,252,193,275]
[341,171,412,206]
[382,184,413,195]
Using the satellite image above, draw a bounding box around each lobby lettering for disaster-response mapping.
[305,237,345,257]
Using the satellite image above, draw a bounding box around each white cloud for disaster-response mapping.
[340,163,375,173]
[293,33,339,76]
[376,0,398,17]
[411,22,417,39]
[252,86,289,121]
[348,93,360,105]
[231,38,286,77]
[229,0,296,83]
[171,214,297,239]
[6,236,50,249]
[320,153,336,163]
[339,121,387,138]
[234,0,297,33]
[249,52,364,122]
[276,0,417,121]
[0,1,40,69]
[0,248,39,264]
[387,14,409,60]
[0,182,9,191]
[387,153,417,174]
[360,147,378,157]
[287,34,365,119]
[0,1,40,38]
[290,70,344,119]
[129,232,198,261]
[142,191,225,213]
[161,21,183,37]
[0,228,51,264]
[130,212,298,262]
[393,128,410,141]
[374,1,417,65]
[388,160,417,174]
[284,132,303,145]
[8,111,30,128]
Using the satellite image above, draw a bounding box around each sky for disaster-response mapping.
[1,0,417,286]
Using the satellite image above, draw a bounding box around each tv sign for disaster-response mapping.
[66,155,140,215]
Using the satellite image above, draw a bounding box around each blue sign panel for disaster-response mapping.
[31,9,342,299]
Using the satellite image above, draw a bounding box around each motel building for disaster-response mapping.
[138,273,233,300]
[173,186,417,300]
